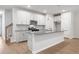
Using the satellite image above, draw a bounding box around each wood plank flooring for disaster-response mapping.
[39,39,79,54]
[0,37,31,54]
[0,37,79,54]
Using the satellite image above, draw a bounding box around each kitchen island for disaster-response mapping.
[27,31,64,54]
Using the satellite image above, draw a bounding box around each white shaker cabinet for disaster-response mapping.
[61,12,72,38]
[16,10,45,25]
[37,14,45,25]
[61,12,71,31]
[54,16,61,22]
[30,13,38,21]
[45,15,54,30]
[17,10,31,24]
[30,14,45,25]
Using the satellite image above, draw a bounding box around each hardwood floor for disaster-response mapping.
[1,37,79,54]
[39,38,79,54]
[0,37,31,54]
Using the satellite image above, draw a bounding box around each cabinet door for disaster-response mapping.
[45,16,53,30]
[30,14,45,25]
[61,12,71,31]
[37,15,45,25]
[54,16,61,22]
[30,13,38,21]
[26,13,31,25]
[17,10,31,24]
[16,32,23,42]
[16,32,28,42]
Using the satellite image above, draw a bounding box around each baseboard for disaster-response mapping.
[65,36,79,39]
[72,38,79,39]
[18,40,27,43]
[64,36,74,39]
[71,36,79,39]
[10,40,27,44]
[64,37,70,39]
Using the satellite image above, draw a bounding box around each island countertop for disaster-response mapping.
[27,30,64,53]
[15,29,65,35]
[26,30,64,35]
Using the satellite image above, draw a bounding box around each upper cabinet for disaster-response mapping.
[29,13,45,25]
[54,15,61,22]
[45,15,54,30]
[30,13,37,21]
[15,9,46,25]
[17,10,31,24]
[37,14,45,25]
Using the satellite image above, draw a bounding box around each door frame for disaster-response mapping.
[0,15,2,36]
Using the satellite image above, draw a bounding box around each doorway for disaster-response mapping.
[0,15,2,36]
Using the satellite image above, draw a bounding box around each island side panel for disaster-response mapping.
[32,32,64,53]
[27,33,36,53]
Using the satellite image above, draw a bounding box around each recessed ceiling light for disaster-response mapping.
[0,11,3,14]
[27,5,31,8]
[43,9,47,13]
[62,10,67,12]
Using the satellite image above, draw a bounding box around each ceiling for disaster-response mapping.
[0,5,79,14]
[25,5,79,14]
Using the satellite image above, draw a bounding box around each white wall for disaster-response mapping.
[0,9,13,40]
[73,11,79,38]
[2,10,5,40]
[5,9,12,26]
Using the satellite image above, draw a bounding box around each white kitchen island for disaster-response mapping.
[27,31,64,54]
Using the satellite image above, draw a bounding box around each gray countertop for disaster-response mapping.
[27,30,64,35]
[15,29,65,35]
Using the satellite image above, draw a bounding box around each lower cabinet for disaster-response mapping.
[16,32,28,42]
